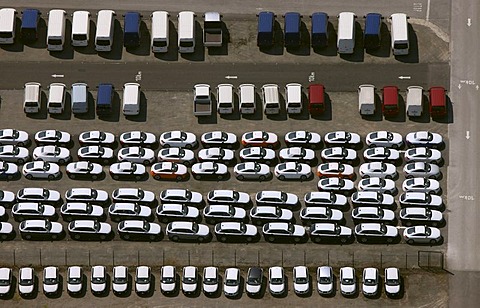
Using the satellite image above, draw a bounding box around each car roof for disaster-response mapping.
[225,268,239,279]
[162,265,175,277]
[248,267,263,278]
[385,267,399,279]
[183,266,197,276]
[170,221,193,229]
[114,266,127,277]
[121,220,144,229]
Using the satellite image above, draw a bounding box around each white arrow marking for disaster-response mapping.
[51,74,65,78]
[467,18,472,27]
[398,76,411,80]
[476,85,479,90]
[225,75,238,79]
[466,131,470,139]
[458,84,462,89]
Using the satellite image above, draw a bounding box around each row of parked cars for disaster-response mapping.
[0,265,402,298]
[257,11,410,56]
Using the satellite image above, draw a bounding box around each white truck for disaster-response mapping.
[203,12,222,47]
[406,86,423,117]
[193,84,212,116]
[358,84,376,115]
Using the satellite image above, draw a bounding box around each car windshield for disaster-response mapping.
[137,277,149,284]
[19,278,33,286]
[183,277,196,284]
[225,279,238,286]
[295,276,308,284]
[68,276,81,284]
[320,276,331,284]
[365,278,376,286]
[44,277,57,285]
[271,277,283,284]
[386,278,399,285]
[92,276,105,283]
[342,278,354,285]
[114,276,127,284]
[0,279,10,286]
[248,276,261,285]
[162,276,174,284]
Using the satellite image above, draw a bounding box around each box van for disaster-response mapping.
[151,11,169,53]
[21,9,41,42]
[216,83,234,114]
[257,11,275,47]
[261,84,280,115]
[390,13,409,55]
[364,13,382,49]
[0,8,17,44]
[71,11,90,47]
[177,11,196,53]
[71,83,88,114]
[123,11,142,48]
[285,83,303,114]
[122,83,141,116]
[382,86,399,116]
[96,83,114,116]
[283,12,302,48]
[47,9,66,51]
[358,84,376,115]
[337,12,356,54]
[24,82,42,114]
[308,84,325,115]
[406,86,423,117]
[429,86,447,118]
[48,83,66,114]
[95,10,116,52]
[310,12,328,48]
[238,84,256,114]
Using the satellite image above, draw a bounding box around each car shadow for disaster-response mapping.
[180,21,205,61]
[97,20,123,60]
[394,24,419,63]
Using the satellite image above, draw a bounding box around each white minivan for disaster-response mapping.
[285,83,303,114]
[406,86,423,117]
[261,84,280,115]
[0,8,17,44]
[238,84,256,114]
[337,12,356,54]
[47,9,67,51]
[178,11,196,53]
[23,82,42,114]
[390,13,409,55]
[71,11,90,47]
[122,83,141,116]
[151,11,169,53]
[216,84,234,114]
[48,83,66,114]
[95,10,116,52]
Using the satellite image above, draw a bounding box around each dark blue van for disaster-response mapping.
[311,12,328,48]
[123,12,142,47]
[284,12,302,48]
[257,11,275,48]
[96,83,114,116]
[21,9,41,42]
[364,13,382,49]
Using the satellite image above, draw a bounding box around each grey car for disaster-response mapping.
[166,221,210,242]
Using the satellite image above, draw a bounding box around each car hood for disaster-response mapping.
[0,222,13,233]
[341,283,356,294]
[113,282,127,293]
[363,284,378,294]
[246,284,261,294]
[430,195,443,206]
[1,191,15,202]
[258,164,271,175]
[216,164,228,174]
[385,225,399,237]
[232,208,247,219]
[0,285,10,294]
[386,284,400,294]
[99,223,112,234]
[382,194,395,205]
[50,222,64,234]
[308,133,322,144]
[136,282,150,292]
[430,210,443,221]
[43,205,57,216]
[382,209,396,221]
[245,224,259,236]
[270,283,285,293]
[186,207,200,218]
[44,283,58,293]
[139,206,153,217]
[318,282,333,293]
[147,223,162,235]
[161,282,176,292]
[19,284,34,294]
[182,283,197,292]
[4,163,18,174]
[292,225,306,236]
[90,205,105,217]
[17,147,30,158]
[267,133,278,144]
[339,226,353,236]
[429,227,442,239]
[294,282,309,293]
[141,191,156,203]
[224,285,239,294]
[285,193,299,205]
[90,164,104,174]
[330,209,344,221]
[235,192,250,204]
[197,224,210,236]
[68,283,82,293]
[190,192,203,203]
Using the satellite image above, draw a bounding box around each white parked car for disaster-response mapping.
[135,266,152,294]
[160,130,197,149]
[119,131,156,147]
[182,266,198,295]
[33,145,71,164]
[300,206,344,224]
[112,188,155,205]
[293,266,310,295]
[0,129,29,146]
[405,131,443,148]
[117,220,162,241]
[404,147,442,164]
[358,177,396,194]
[239,147,276,164]
[109,203,152,222]
[263,222,306,242]
[0,268,12,297]
[198,147,235,164]
[399,207,443,227]
[354,223,398,243]
[65,188,109,204]
[362,268,379,297]
[201,131,237,148]
[202,266,219,295]
[78,130,115,146]
[156,203,200,223]
[359,162,397,179]
[90,266,107,295]
[0,145,30,164]
[384,267,401,297]
[18,267,35,296]
[320,147,357,163]
[159,189,203,206]
[363,147,400,163]
[403,225,442,244]
[117,146,155,165]
[204,205,246,224]
[351,207,396,223]
[109,162,146,180]
[250,206,293,225]
[402,178,441,194]
[351,191,395,207]
[317,178,355,195]
[66,161,103,180]
[274,162,312,180]
[309,223,353,243]
[12,202,56,221]
[399,192,443,209]
[112,266,128,294]
[340,267,356,296]
[214,222,258,242]
[157,147,196,167]
[284,131,321,148]
[324,131,361,147]
[68,220,112,240]
[304,191,348,208]
[160,266,176,294]
[207,189,250,205]
[43,266,60,295]
[0,161,18,180]
[234,162,271,181]
[404,162,441,179]
[279,147,315,163]
[256,190,298,207]
[17,188,60,204]
[317,266,334,296]
[268,266,285,295]
[22,161,61,180]
[366,131,403,148]
[223,268,241,297]
[191,162,228,180]
[34,130,71,146]
[77,145,114,164]
[60,203,105,222]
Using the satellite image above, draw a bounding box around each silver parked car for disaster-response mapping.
[404,162,441,179]
[403,225,442,244]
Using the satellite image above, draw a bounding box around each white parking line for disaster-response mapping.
[426,0,431,21]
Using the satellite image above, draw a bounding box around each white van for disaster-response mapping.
[261,84,280,115]
[178,11,196,53]
[390,13,409,55]
[285,83,303,114]
[151,11,169,53]
[337,12,356,54]
[71,11,90,47]
[406,86,423,117]
[71,82,88,114]
[95,10,116,52]
[47,9,66,51]
[48,83,66,114]
[24,82,41,114]
[358,84,375,115]
[122,83,141,116]
[216,84,234,114]
[238,84,256,114]
[0,8,17,44]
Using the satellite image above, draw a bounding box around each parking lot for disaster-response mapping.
[0,4,452,306]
